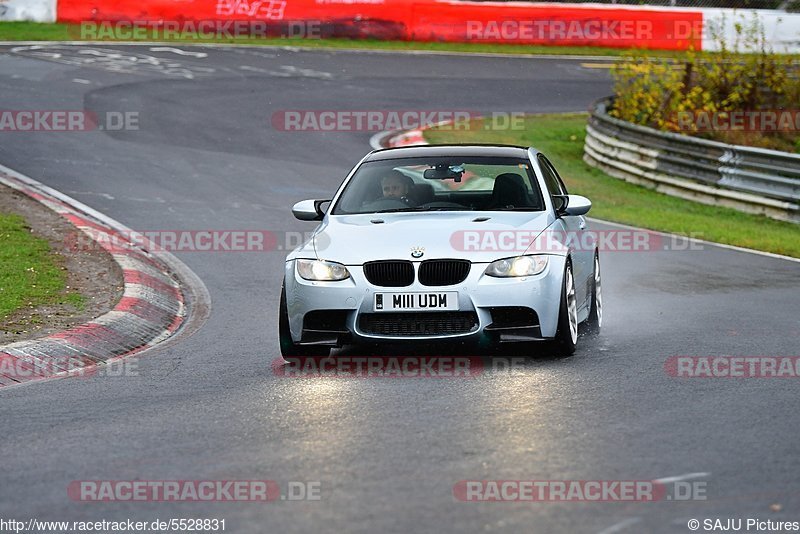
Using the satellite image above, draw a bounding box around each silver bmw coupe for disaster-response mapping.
[280,145,601,357]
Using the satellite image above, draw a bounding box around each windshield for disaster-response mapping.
[331,156,545,215]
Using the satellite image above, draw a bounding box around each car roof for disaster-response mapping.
[363,144,539,162]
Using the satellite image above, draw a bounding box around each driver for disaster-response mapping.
[381,171,414,201]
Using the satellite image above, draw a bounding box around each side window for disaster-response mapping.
[538,155,568,195]
[550,160,569,196]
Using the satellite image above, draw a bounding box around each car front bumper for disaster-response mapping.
[283,255,566,346]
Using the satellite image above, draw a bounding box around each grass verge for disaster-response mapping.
[0,211,83,321]
[425,113,800,258]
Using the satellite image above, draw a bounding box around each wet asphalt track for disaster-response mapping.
[0,44,799,533]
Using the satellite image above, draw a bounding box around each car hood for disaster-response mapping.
[292,211,557,264]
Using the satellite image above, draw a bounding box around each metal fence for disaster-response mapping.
[584,98,800,223]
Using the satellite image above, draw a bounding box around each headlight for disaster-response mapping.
[485,255,548,277]
[296,259,350,281]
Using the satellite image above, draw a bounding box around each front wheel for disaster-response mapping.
[552,261,578,356]
[279,282,330,359]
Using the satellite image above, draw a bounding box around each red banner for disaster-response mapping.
[57,0,703,50]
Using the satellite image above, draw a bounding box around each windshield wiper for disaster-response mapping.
[373,206,434,213]
[373,206,470,213]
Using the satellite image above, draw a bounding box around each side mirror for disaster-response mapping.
[556,195,592,216]
[292,199,330,221]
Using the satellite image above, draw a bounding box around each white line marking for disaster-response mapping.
[78,48,118,57]
[653,472,710,484]
[0,163,133,230]
[67,190,115,200]
[280,65,333,79]
[239,64,271,73]
[71,78,91,84]
[9,44,42,51]
[597,518,641,534]
[149,46,208,58]
[587,217,800,264]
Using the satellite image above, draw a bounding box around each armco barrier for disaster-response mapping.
[584,98,800,223]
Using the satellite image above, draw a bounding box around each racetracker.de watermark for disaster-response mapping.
[453,479,707,502]
[665,356,800,378]
[450,229,704,253]
[674,110,800,132]
[68,480,322,502]
[64,229,325,253]
[73,19,323,40]
[271,110,526,132]
[273,356,485,378]
[0,354,138,380]
[0,111,139,132]
[466,20,656,41]
[464,19,702,43]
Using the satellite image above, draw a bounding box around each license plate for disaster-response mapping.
[374,292,459,312]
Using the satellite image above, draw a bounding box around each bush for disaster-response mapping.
[610,16,800,152]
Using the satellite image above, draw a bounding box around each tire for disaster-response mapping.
[279,281,330,359]
[584,251,602,335]
[552,260,578,356]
